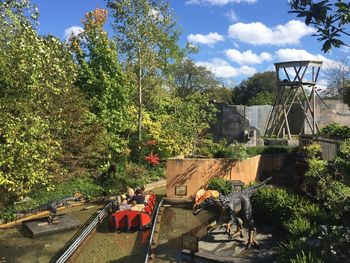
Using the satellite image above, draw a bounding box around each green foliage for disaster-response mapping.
[0,7,71,203]
[279,240,311,263]
[233,71,277,105]
[283,217,314,238]
[290,251,322,263]
[97,161,166,195]
[70,8,133,157]
[247,91,275,106]
[171,58,221,98]
[213,143,249,161]
[28,177,104,204]
[302,143,350,219]
[246,146,297,157]
[289,0,350,52]
[139,92,216,157]
[303,143,327,179]
[335,139,350,184]
[319,123,350,139]
[0,208,17,223]
[107,0,183,140]
[207,177,232,195]
[317,178,350,218]
[252,187,328,229]
[0,5,108,206]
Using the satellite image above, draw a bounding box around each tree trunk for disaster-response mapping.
[137,46,142,141]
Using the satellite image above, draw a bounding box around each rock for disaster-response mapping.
[306,238,321,248]
[82,205,95,210]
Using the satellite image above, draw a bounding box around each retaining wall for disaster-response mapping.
[166,154,286,199]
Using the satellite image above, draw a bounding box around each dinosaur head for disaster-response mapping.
[192,190,219,215]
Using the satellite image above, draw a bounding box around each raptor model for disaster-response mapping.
[193,177,271,248]
[17,192,82,224]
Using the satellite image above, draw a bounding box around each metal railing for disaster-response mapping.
[144,198,164,263]
[53,199,118,263]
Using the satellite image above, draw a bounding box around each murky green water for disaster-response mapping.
[154,205,214,263]
[0,204,103,263]
[0,186,210,263]
[74,186,167,263]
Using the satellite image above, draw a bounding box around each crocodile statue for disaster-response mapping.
[17,192,82,224]
[193,177,271,248]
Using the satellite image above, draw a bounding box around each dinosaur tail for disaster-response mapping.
[244,177,272,197]
[15,206,45,214]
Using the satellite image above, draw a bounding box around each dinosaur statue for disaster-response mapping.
[17,192,82,224]
[193,177,271,249]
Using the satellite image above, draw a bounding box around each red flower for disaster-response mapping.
[144,152,160,166]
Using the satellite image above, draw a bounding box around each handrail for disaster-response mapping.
[53,199,118,263]
[144,198,164,263]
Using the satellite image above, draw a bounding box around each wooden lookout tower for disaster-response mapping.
[265,60,323,139]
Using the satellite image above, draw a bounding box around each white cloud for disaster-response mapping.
[275,48,333,68]
[225,49,272,65]
[225,9,238,22]
[149,8,163,22]
[228,20,315,46]
[197,58,256,78]
[186,0,256,5]
[273,48,349,84]
[187,32,224,47]
[64,26,84,39]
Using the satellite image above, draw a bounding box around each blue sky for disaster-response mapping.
[31,0,348,86]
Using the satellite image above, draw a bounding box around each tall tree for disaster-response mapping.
[0,2,107,205]
[171,58,221,98]
[70,8,134,158]
[289,0,350,52]
[322,56,350,99]
[233,71,277,105]
[106,0,182,141]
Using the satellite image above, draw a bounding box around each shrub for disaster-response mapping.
[207,177,232,195]
[213,143,249,161]
[28,177,104,204]
[246,145,297,157]
[290,251,322,263]
[283,217,314,237]
[252,187,329,229]
[319,123,350,139]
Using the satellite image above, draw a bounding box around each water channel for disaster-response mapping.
[0,203,102,263]
[0,186,214,263]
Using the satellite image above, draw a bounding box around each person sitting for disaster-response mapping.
[118,194,131,211]
[126,187,135,202]
[129,188,145,204]
[130,200,145,211]
[144,190,155,204]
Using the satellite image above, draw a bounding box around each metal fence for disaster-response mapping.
[144,198,163,263]
[299,135,342,160]
[53,199,118,263]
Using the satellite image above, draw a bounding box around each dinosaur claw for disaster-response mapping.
[245,230,259,249]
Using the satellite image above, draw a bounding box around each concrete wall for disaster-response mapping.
[212,100,350,142]
[211,103,272,143]
[166,154,286,199]
[305,100,350,134]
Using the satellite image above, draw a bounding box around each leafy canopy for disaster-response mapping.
[289,0,350,52]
